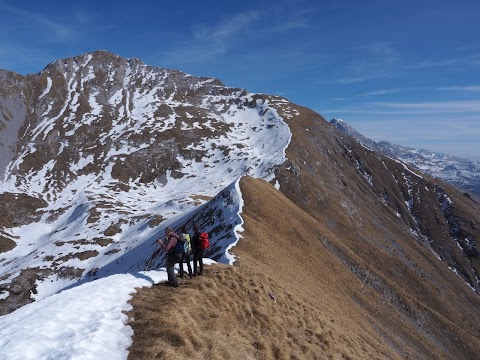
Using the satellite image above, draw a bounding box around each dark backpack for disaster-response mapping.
[199,232,210,251]
[173,236,185,255]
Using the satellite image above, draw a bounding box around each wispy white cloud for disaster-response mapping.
[327,98,349,102]
[159,5,317,67]
[193,11,260,45]
[357,89,400,97]
[158,10,260,65]
[0,3,96,73]
[264,7,312,33]
[435,85,480,92]
[360,42,400,63]
[320,100,480,119]
[335,42,401,84]
[336,76,371,85]
[367,100,480,113]
[405,59,458,70]
[0,3,75,41]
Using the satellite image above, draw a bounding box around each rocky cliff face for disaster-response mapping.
[0,51,479,359]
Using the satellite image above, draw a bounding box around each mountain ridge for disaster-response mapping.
[0,51,479,359]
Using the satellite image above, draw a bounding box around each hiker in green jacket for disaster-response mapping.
[179,226,193,279]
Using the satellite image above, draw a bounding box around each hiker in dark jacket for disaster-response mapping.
[191,225,204,276]
[157,226,181,287]
[179,226,193,279]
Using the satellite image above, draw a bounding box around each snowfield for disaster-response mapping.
[0,265,219,360]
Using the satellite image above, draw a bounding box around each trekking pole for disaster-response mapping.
[145,255,153,271]
[145,242,159,271]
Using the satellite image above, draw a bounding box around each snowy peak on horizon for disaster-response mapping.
[330,118,455,160]
[330,118,480,195]
[330,118,381,153]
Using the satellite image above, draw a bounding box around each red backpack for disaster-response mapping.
[199,232,210,250]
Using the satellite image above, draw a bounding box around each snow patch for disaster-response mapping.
[224,177,245,265]
[38,78,52,99]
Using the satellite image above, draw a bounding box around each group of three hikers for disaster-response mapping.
[156,225,208,288]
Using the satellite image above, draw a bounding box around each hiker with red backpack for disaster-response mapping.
[156,226,183,287]
[191,225,209,276]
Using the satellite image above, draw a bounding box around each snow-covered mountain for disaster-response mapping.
[1,52,479,359]
[330,118,480,195]
[0,51,292,313]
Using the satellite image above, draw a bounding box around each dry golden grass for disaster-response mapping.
[128,265,359,360]
[127,176,480,359]
[235,177,480,360]
[127,178,399,359]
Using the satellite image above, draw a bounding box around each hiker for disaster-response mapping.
[157,226,182,287]
[191,225,209,276]
[179,226,193,279]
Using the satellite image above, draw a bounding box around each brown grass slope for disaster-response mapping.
[238,178,480,360]
[128,177,398,359]
[127,177,479,359]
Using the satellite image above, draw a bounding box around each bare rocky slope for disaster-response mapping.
[1,51,480,358]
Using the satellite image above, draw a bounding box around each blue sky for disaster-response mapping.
[1,0,479,158]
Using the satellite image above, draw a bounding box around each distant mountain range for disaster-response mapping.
[330,118,480,196]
